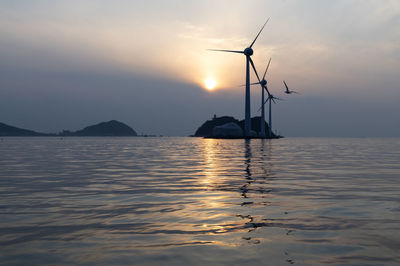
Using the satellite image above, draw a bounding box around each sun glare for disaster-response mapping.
[205,78,217,90]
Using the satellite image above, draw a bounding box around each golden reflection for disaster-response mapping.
[202,138,220,188]
[197,138,278,247]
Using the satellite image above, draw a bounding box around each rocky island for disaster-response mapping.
[61,120,137,136]
[193,115,281,139]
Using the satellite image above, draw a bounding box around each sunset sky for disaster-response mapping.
[1,0,399,136]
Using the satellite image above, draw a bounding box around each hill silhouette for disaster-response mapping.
[73,120,137,136]
[0,122,46,136]
[0,120,137,136]
[65,120,137,136]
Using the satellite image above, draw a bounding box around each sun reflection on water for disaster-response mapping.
[1,138,399,265]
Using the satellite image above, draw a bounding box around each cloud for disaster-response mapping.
[0,0,399,136]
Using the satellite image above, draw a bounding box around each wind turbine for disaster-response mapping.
[263,90,283,138]
[249,58,271,137]
[252,63,283,138]
[283,80,299,94]
[208,18,270,137]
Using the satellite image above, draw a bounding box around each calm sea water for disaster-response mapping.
[0,137,399,265]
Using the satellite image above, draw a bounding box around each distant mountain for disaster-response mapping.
[0,122,46,136]
[0,120,138,137]
[72,120,137,136]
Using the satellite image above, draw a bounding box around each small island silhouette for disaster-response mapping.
[194,115,281,139]
[0,122,46,136]
[0,120,137,137]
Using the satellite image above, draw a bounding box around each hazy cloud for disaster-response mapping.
[0,0,399,136]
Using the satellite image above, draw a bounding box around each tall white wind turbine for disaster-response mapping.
[209,18,269,137]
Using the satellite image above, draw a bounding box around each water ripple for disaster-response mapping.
[0,137,399,265]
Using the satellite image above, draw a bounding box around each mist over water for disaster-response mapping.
[0,137,399,265]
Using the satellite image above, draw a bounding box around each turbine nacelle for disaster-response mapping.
[244,47,254,56]
[260,79,267,86]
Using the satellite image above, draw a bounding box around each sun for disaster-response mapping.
[205,78,216,90]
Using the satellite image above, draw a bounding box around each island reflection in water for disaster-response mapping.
[0,137,399,265]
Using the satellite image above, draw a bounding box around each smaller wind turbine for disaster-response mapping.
[251,59,283,138]
[248,58,271,137]
[283,80,299,94]
[260,89,283,138]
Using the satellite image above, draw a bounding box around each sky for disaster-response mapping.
[0,0,399,137]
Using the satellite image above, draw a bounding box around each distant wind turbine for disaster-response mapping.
[208,18,270,137]
[252,62,283,138]
[283,80,299,94]
[261,90,283,138]
[249,58,271,137]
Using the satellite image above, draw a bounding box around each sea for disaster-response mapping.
[0,137,399,265]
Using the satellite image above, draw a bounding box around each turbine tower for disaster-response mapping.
[209,18,269,137]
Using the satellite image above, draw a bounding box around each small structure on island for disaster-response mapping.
[212,122,243,138]
[194,116,240,137]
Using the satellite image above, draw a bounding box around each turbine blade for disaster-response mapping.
[263,58,272,80]
[264,84,271,97]
[249,57,262,84]
[239,82,260,87]
[249,18,270,48]
[208,49,243,54]
[258,98,269,112]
